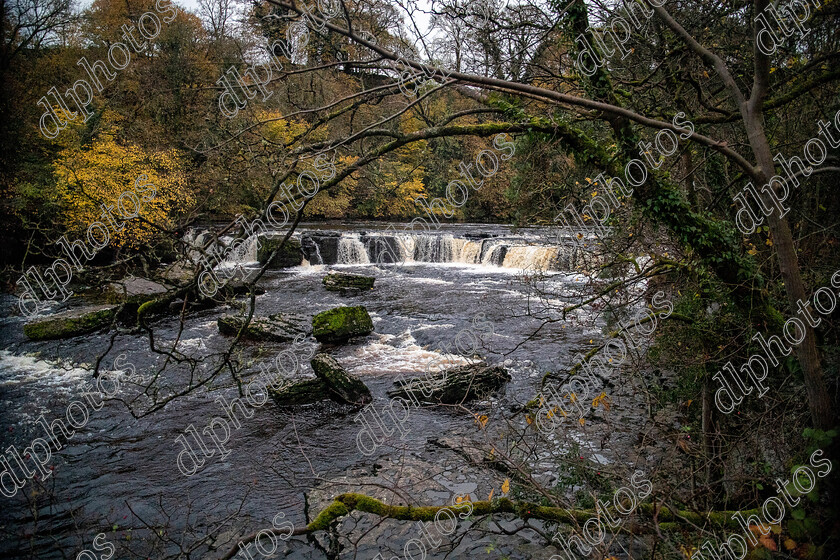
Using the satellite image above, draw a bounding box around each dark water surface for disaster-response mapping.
[0,223,661,560]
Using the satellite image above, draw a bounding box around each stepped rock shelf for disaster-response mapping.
[297,229,597,270]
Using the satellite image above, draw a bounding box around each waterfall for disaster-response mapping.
[220,235,259,265]
[502,246,559,270]
[338,236,370,264]
[457,240,482,264]
[295,229,598,271]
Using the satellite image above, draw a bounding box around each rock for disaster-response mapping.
[323,272,375,294]
[311,353,371,404]
[218,267,267,295]
[157,262,197,284]
[23,305,117,341]
[387,362,510,404]
[301,233,340,264]
[269,378,330,405]
[105,276,170,305]
[218,313,311,342]
[361,234,405,264]
[312,306,374,343]
[257,235,303,268]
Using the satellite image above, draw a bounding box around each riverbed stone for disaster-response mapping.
[105,276,170,305]
[312,306,374,343]
[23,305,118,341]
[323,272,375,294]
[218,312,311,341]
[311,353,372,404]
[269,378,331,405]
[257,235,303,268]
[387,362,510,404]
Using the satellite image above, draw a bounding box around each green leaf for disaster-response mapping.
[792,509,806,520]
[755,482,764,490]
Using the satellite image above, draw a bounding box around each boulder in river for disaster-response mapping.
[257,235,303,268]
[270,354,371,406]
[23,305,117,341]
[323,272,375,294]
[218,313,311,342]
[269,378,330,406]
[312,305,374,343]
[105,276,170,305]
[387,362,510,404]
[311,353,372,404]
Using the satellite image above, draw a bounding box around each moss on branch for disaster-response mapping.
[302,492,758,533]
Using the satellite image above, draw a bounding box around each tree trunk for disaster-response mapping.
[743,112,834,429]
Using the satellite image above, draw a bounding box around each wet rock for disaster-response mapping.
[323,272,375,294]
[218,313,311,342]
[311,353,371,405]
[157,262,197,284]
[23,305,117,341]
[218,267,267,295]
[312,306,374,343]
[301,233,340,264]
[269,378,330,405]
[257,235,303,268]
[387,362,510,404]
[361,234,404,264]
[105,277,170,305]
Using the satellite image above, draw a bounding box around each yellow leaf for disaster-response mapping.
[578,418,585,426]
[783,538,796,551]
[501,479,510,494]
[488,489,494,501]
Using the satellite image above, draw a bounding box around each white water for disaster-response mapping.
[338,235,370,264]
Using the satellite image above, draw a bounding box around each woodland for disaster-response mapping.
[0,0,839,558]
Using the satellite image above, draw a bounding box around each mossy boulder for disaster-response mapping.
[218,313,310,342]
[311,353,371,404]
[323,272,375,294]
[23,305,117,341]
[387,362,510,404]
[312,306,374,343]
[257,235,303,268]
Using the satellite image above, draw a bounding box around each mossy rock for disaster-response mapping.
[312,306,374,343]
[323,272,375,294]
[23,306,117,341]
[257,235,303,268]
[218,313,311,342]
[388,362,510,404]
[311,353,371,404]
[269,378,330,406]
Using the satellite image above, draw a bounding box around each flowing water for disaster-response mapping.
[0,223,665,560]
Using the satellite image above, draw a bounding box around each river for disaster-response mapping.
[0,222,668,559]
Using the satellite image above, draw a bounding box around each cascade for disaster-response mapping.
[338,236,370,264]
